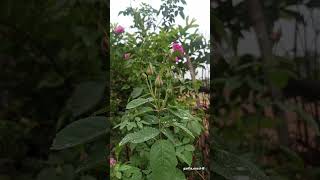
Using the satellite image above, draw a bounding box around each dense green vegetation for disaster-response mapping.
[109,1,210,179]
[212,0,320,179]
[2,0,320,179]
[0,1,108,179]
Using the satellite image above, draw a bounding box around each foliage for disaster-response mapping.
[212,0,320,179]
[0,0,108,179]
[109,1,209,179]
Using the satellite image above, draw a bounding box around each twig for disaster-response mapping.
[195,170,206,180]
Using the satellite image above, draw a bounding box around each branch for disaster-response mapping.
[246,0,273,61]
[186,55,196,81]
[246,0,289,145]
[185,55,201,107]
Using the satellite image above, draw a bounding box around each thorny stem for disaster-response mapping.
[154,84,158,107]
[162,89,168,109]
[158,111,162,139]
[145,76,156,100]
[162,79,171,109]
[154,81,163,139]
[145,74,163,138]
[157,86,161,108]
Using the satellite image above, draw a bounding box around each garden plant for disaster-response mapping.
[109,0,209,179]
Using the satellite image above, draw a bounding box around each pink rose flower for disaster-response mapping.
[114,25,125,34]
[109,157,116,167]
[172,42,184,55]
[124,53,131,60]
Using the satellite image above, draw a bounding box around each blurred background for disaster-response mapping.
[212,0,320,179]
[0,1,108,179]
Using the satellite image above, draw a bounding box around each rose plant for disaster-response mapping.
[110,1,209,180]
[39,0,209,179]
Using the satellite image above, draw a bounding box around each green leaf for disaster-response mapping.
[174,168,186,180]
[122,85,130,90]
[119,127,159,146]
[179,11,185,19]
[150,140,178,180]
[168,108,192,121]
[115,171,122,179]
[66,81,106,117]
[130,87,143,99]
[134,107,153,117]
[176,151,192,166]
[184,144,195,151]
[187,120,202,136]
[143,115,158,124]
[176,146,184,153]
[182,137,190,144]
[267,69,290,88]
[113,120,128,130]
[127,121,135,131]
[119,165,132,171]
[126,97,153,109]
[161,128,176,144]
[173,122,195,139]
[212,147,269,180]
[76,141,106,173]
[137,121,143,129]
[51,116,107,150]
[122,166,142,180]
[115,144,123,160]
[189,24,199,28]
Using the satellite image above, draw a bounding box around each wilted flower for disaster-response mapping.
[114,25,125,34]
[124,53,131,60]
[110,157,116,167]
[172,42,184,55]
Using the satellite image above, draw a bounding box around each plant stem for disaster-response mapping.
[158,112,162,139]
[162,89,168,109]
[195,170,206,180]
[145,76,156,100]
[145,74,163,139]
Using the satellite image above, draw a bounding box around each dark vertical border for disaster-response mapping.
[106,0,111,179]
[209,1,214,179]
